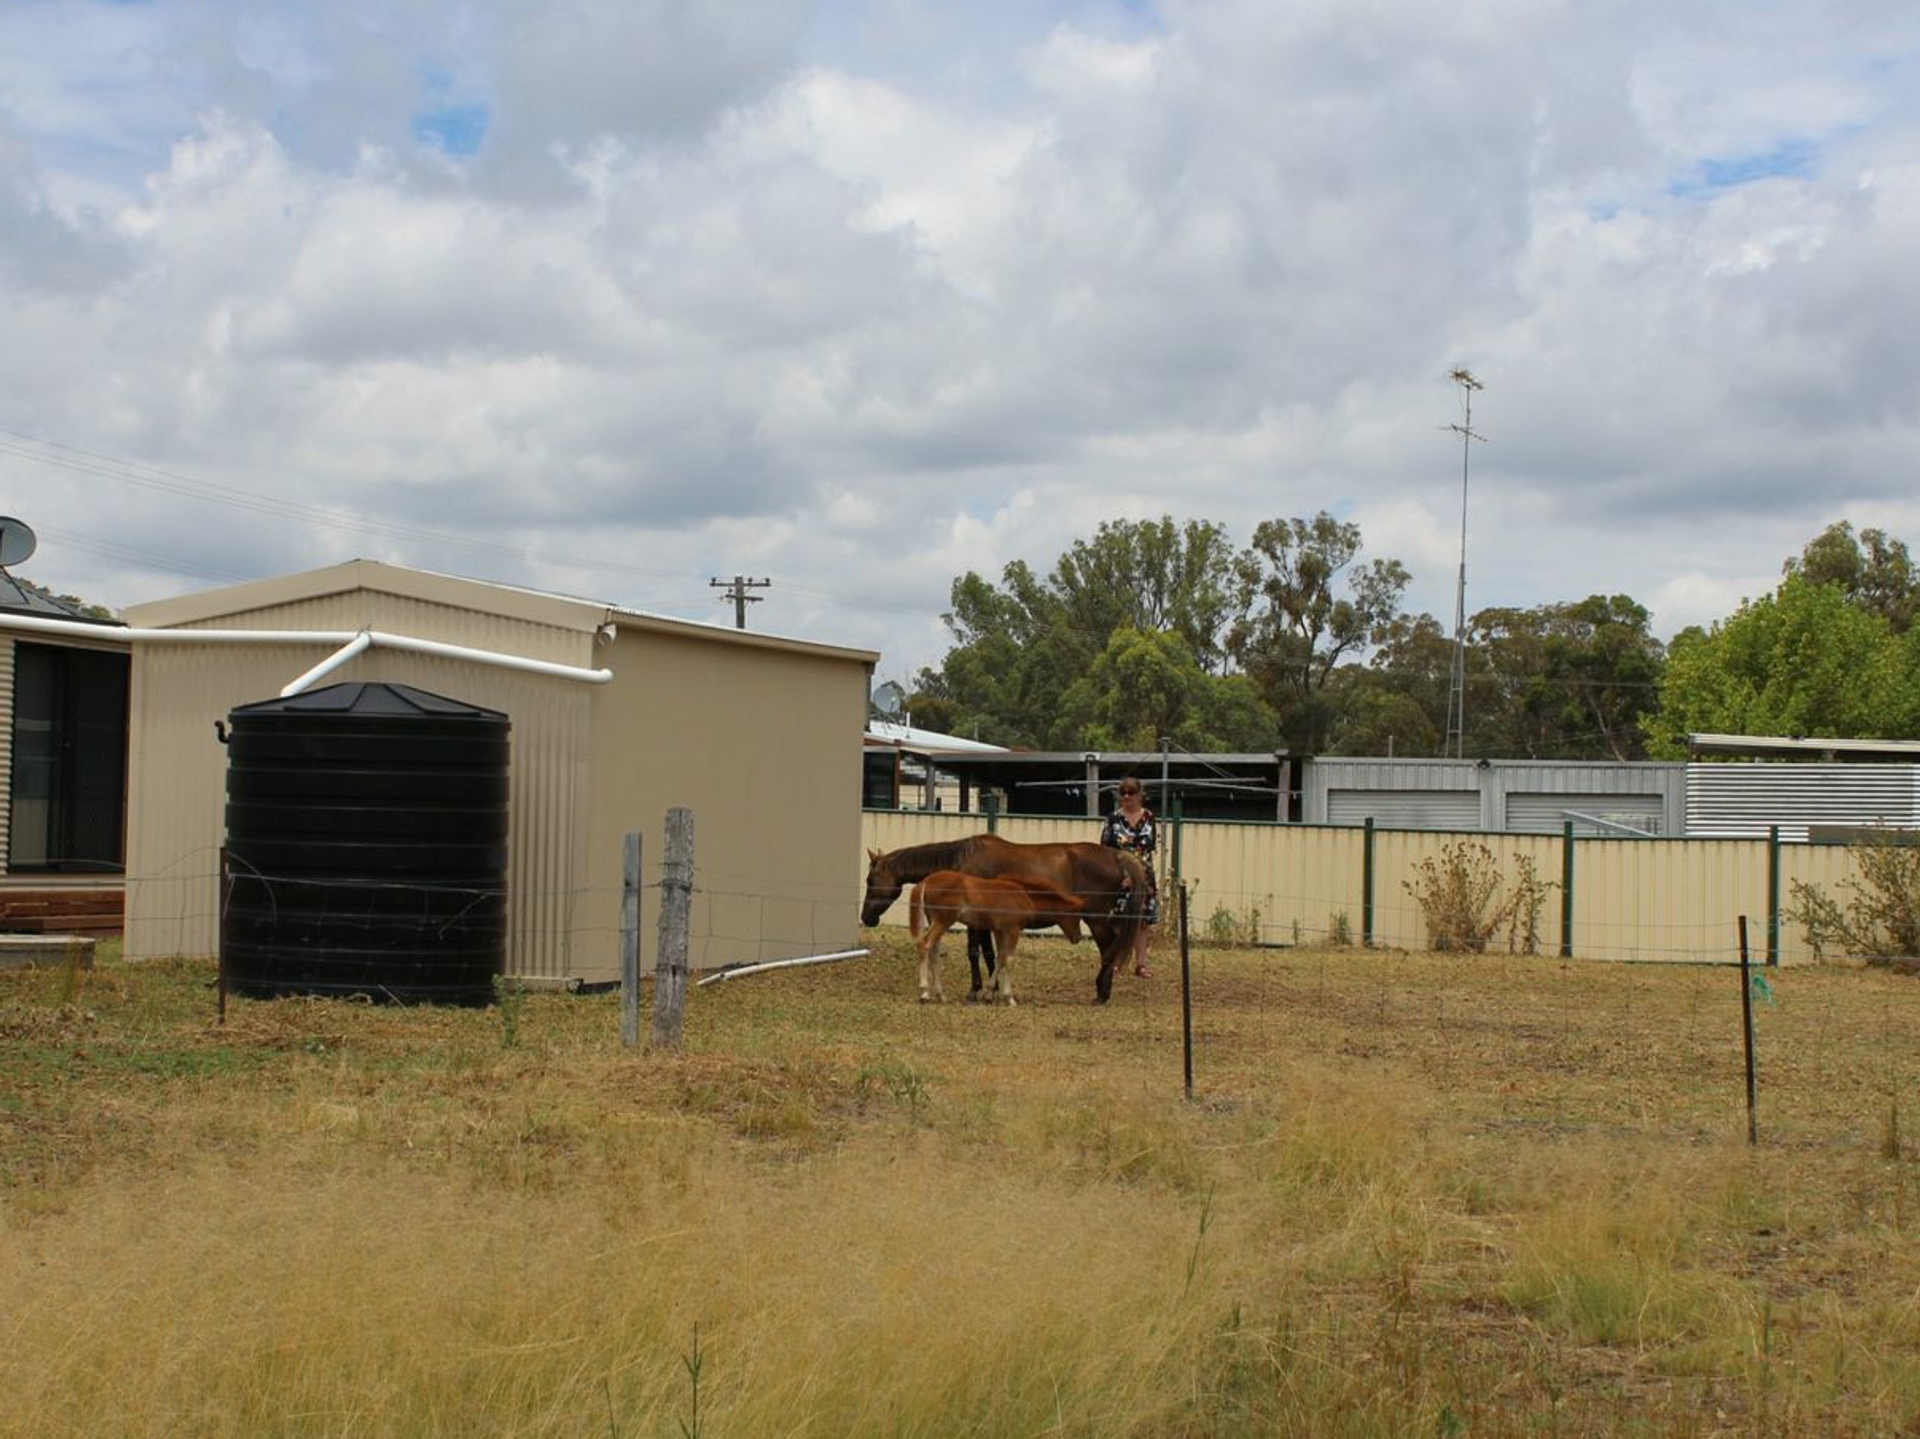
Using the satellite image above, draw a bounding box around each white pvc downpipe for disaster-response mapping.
[280,631,373,696]
[695,948,870,986]
[0,612,615,689]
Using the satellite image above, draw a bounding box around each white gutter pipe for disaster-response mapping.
[279,632,373,696]
[0,612,614,688]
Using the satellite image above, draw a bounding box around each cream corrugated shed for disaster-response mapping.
[122,559,877,984]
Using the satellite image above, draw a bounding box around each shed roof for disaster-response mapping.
[122,559,879,665]
[1688,732,1920,760]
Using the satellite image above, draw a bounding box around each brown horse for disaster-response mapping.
[861,835,1147,1003]
[910,871,1086,1006]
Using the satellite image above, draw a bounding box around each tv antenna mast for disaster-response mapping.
[710,574,771,629]
[1442,369,1486,759]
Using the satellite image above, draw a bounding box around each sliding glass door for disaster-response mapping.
[7,642,130,873]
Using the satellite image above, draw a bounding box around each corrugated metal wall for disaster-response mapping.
[1686,762,1920,839]
[1327,789,1480,829]
[859,810,1862,964]
[1309,759,1484,822]
[125,600,596,976]
[578,626,870,983]
[1305,757,1686,834]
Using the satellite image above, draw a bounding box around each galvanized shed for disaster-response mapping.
[121,560,876,984]
[1685,763,1920,839]
[1302,757,1686,835]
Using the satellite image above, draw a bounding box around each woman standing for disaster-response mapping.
[1100,776,1158,978]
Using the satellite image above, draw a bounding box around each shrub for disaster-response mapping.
[1404,840,1555,954]
[1786,833,1920,965]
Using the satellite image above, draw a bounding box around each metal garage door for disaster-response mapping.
[1327,788,1480,830]
[1503,792,1664,835]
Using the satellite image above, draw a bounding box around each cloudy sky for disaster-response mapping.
[2,0,1916,683]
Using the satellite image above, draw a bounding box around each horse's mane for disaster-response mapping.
[883,836,982,880]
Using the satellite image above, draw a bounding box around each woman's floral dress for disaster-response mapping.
[1100,807,1159,925]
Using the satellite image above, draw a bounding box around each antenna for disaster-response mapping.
[0,516,38,571]
[1441,370,1486,760]
[709,575,771,629]
[871,680,907,723]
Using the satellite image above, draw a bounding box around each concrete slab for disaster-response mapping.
[0,935,97,972]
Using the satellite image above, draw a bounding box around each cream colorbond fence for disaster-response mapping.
[860,810,1868,964]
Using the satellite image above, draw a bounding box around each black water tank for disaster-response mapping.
[219,681,510,1005]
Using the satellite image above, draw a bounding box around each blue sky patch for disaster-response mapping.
[1672,139,1818,197]
[413,102,488,156]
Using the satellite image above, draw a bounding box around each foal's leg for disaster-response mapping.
[917,918,952,1003]
[993,930,1021,1006]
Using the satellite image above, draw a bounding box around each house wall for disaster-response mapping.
[578,625,870,983]
[0,627,134,879]
[0,637,11,872]
[123,588,600,972]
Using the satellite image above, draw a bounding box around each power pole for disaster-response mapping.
[1442,369,1486,760]
[709,575,771,629]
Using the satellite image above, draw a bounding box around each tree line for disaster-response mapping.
[901,516,1920,760]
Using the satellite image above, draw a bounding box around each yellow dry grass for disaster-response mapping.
[4,932,1920,1437]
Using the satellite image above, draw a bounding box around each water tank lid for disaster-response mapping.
[230,681,507,721]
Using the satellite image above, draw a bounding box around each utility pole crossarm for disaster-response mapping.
[709,574,771,629]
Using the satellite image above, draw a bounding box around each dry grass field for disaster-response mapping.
[4,930,1920,1438]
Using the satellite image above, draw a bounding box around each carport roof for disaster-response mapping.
[1688,732,1920,760]
[931,749,1289,797]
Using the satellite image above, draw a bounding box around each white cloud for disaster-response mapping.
[1,0,1917,684]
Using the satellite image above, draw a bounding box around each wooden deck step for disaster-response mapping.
[0,887,125,936]
[0,913,124,935]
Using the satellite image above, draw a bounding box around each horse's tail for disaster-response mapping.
[909,882,923,940]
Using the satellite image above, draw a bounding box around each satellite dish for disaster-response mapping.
[871,680,907,721]
[0,517,36,570]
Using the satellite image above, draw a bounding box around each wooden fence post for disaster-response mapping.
[620,831,642,1049]
[650,808,694,1050]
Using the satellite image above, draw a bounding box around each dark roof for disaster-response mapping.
[0,572,122,624]
[231,681,508,721]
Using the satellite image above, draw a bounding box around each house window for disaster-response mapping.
[7,643,129,873]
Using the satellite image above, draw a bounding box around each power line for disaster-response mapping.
[0,425,954,623]
[0,427,702,587]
